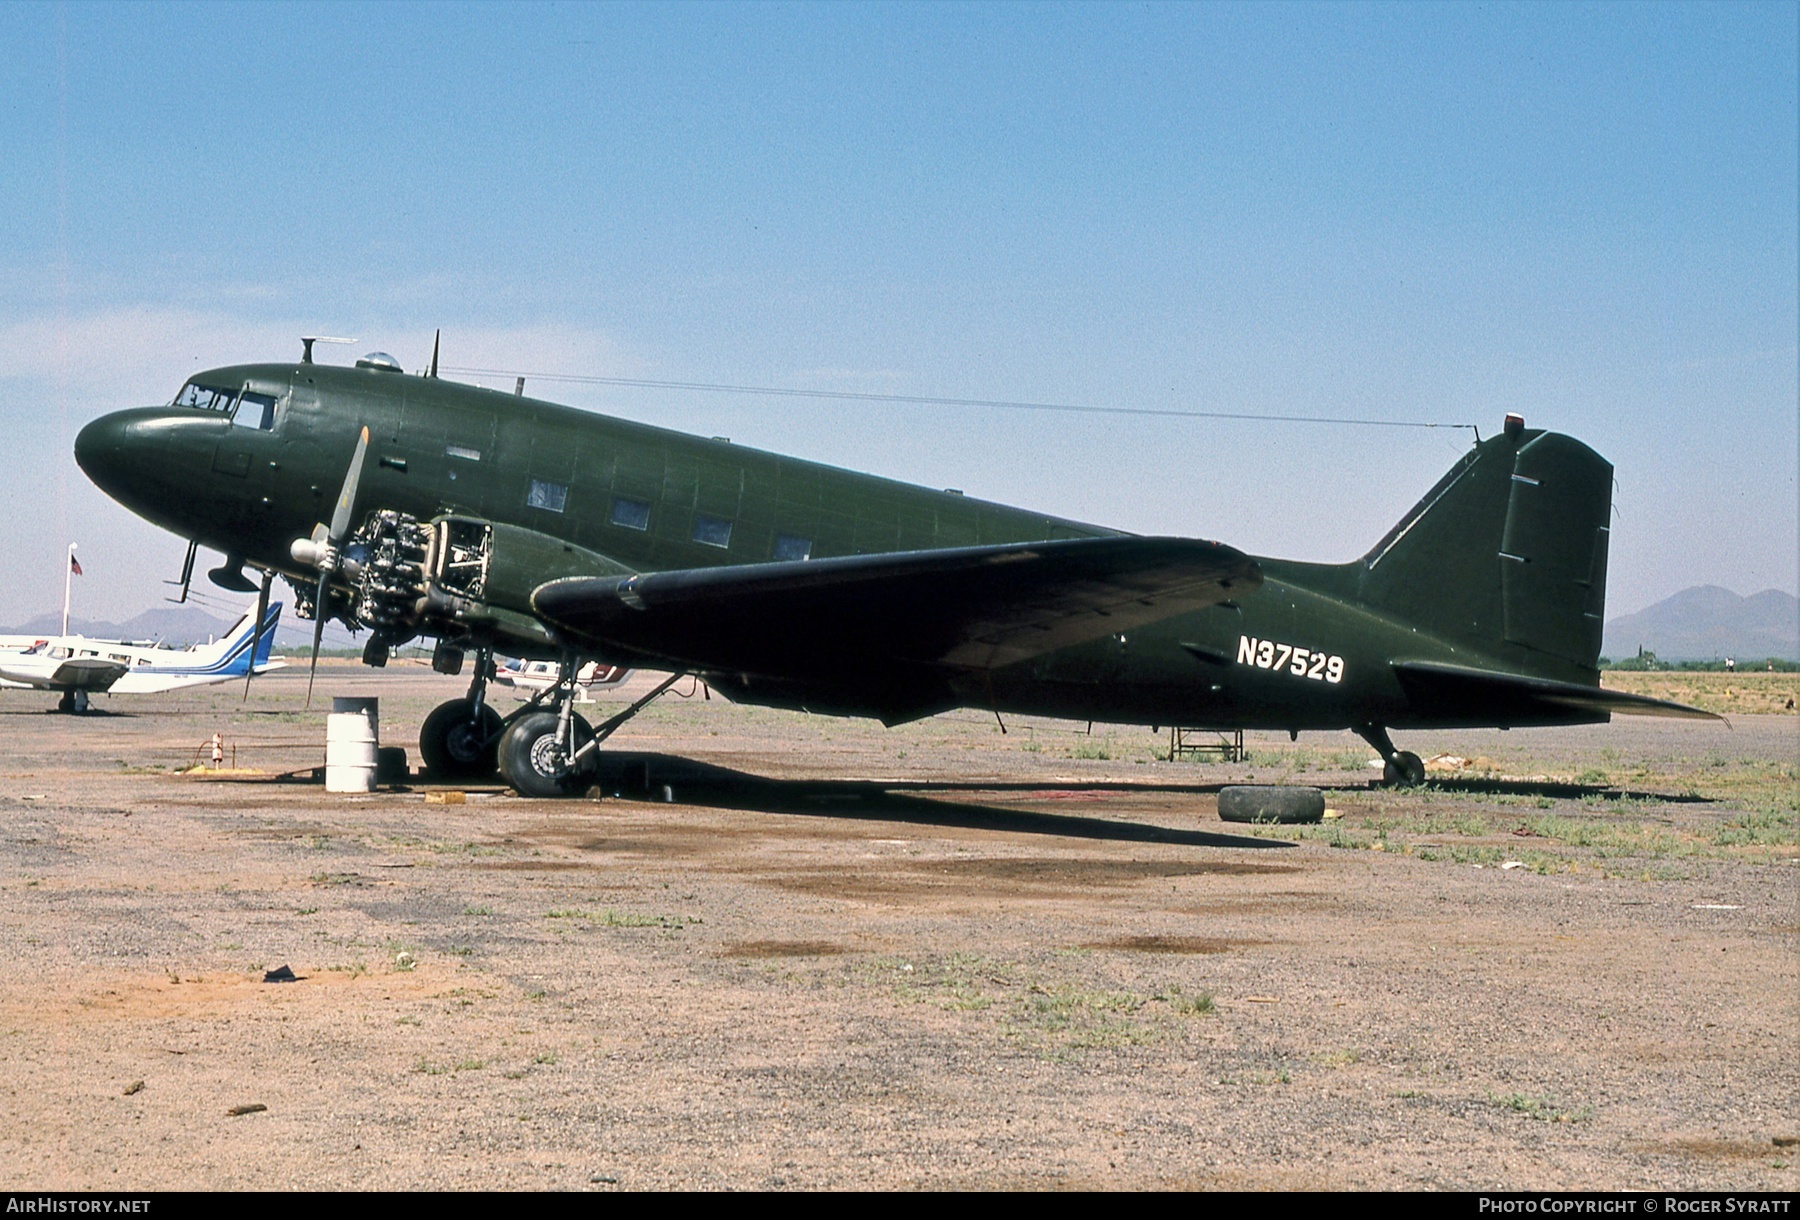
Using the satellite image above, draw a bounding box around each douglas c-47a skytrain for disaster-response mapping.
[73,343,1716,796]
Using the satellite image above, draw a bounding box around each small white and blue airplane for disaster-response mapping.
[0,601,285,712]
[491,657,632,703]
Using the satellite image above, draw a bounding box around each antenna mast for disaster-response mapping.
[299,336,356,364]
[61,543,77,638]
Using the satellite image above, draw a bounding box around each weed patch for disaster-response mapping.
[1490,1091,1591,1123]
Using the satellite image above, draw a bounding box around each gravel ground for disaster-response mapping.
[0,666,1793,1190]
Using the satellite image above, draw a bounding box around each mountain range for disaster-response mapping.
[1603,586,1798,662]
[0,604,348,652]
[7,585,1794,663]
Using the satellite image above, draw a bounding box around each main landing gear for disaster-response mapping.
[418,648,504,779]
[55,690,91,715]
[418,650,686,798]
[494,663,688,798]
[1357,724,1426,787]
[496,707,598,799]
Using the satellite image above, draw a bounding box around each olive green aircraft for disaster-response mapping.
[73,342,1716,796]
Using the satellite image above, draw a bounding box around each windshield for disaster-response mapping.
[174,382,238,412]
[173,382,279,430]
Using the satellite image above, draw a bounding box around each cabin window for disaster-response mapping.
[526,479,568,513]
[174,382,238,413]
[691,514,733,549]
[445,444,482,462]
[772,533,812,561]
[610,496,651,531]
[231,391,277,430]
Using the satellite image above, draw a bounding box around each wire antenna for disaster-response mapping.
[440,365,1479,433]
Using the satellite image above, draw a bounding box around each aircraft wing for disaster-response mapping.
[0,656,128,692]
[1392,661,1724,723]
[533,536,1260,680]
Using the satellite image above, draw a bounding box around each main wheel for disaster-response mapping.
[419,699,504,779]
[1383,750,1426,787]
[496,710,597,798]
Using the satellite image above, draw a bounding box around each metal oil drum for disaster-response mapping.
[325,697,380,793]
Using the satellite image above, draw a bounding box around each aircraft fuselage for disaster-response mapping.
[75,359,1617,735]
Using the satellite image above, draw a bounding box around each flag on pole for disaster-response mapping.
[69,554,83,577]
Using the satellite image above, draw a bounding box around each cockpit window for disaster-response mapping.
[175,382,238,413]
[232,391,277,430]
[174,382,279,429]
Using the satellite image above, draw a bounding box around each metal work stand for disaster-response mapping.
[1168,727,1244,762]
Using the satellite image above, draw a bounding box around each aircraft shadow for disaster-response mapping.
[886,774,1712,804]
[1417,777,1714,803]
[594,752,1289,850]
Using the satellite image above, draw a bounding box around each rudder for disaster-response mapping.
[1498,433,1611,668]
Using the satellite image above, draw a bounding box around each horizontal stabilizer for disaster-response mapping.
[533,536,1260,680]
[1393,661,1723,724]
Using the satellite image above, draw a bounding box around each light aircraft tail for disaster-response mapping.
[198,601,286,677]
[1354,418,1612,679]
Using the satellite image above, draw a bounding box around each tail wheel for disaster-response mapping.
[419,699,504,779]
[497,710,597,798]
[1383,751,1426,787]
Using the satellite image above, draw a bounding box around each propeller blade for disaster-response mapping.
[307,424,370,708]
[242,570,272,701]
[327,426,371,543]
[305,570,329,709]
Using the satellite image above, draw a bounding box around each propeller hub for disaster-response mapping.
[291,537,328,567]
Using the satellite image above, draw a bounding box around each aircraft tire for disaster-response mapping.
[1383,751,1427,787]
[1217,785,1325,824]
[497,710,597,798]
[419,700,504,780]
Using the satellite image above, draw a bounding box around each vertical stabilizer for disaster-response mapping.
[1355,424,1613,676]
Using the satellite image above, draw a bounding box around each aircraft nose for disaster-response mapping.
[74,406,201,519]
[74,411,134,493]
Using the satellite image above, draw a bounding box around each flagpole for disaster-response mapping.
[62,543,76,638]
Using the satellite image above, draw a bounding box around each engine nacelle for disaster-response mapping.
[300,511,632,653]
[421,515,633,645]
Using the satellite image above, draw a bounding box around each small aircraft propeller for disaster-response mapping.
[242,568,272,701]
[289,426,370,707]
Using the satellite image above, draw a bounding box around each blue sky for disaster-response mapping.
[0,1,1794,627]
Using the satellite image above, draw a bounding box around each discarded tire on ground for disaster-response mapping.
[1217,785,1325,824]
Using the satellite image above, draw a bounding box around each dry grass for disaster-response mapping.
[1603,671,1799,716]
